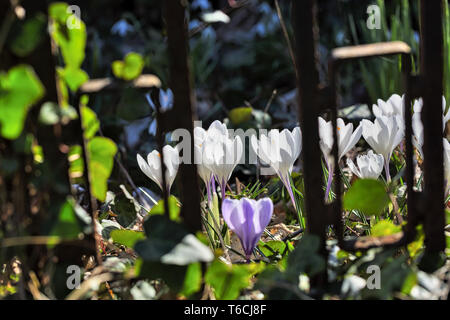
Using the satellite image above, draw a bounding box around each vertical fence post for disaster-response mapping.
[291,0,328,288]
[419,0,446,256]
[163,0,202,233]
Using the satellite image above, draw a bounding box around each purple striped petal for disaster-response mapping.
[222,197,274,260]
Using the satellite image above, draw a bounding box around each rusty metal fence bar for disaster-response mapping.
[291,0,446,283]
[329,42,412,251]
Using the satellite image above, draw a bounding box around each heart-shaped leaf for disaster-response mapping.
[88,137,117,201]
[343,179,390,216]
[112,52,144,81]
[0,65,45,139]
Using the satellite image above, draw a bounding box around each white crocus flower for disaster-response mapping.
[361,115,404,182]
[137,145,180,192]
[372,94,405,132]
[412,96,449,159]
[372,94,404,118]
[318,117,362,163]
[346,150,384,179]
[202,121,243,199]
[194,126,214,202]
[250,127,302,208]
[318,117,362,200]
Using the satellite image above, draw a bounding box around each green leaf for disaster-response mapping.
[228,107,253,125]
[135,259,188,293]
[49,199,82,246]
[370,220,401,237]
[343,179,390,216]
[109,186,140,228]
[149,196,181,222]
[49,2,86,69]
[88,137,117,201]
[81,106,99,139]
[0,65,45,139]
[110,229,145,248]
[112,52,145,81]
[180,262,202,297]
[134,215,213,265]
[257,240,286,259]
[9,14,46,57]
[286,234,326,279]
[49,3,88,92]
[205,259,263,300]
[58,66,89,92]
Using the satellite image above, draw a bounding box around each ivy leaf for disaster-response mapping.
[49,2,86,69]
[109,185,140,228]
[205,260,264,300]
[286,234,326,280]
[110,229,145,248]
[49,199,83,248]
[134,215,213,265]
[9,13,46,57]
[81,106,99,139]
[112,52,145,81]
[228,106,253,125]
[370,220,401,237]
[58,66,89,92]
[180,262,203,297]
[49,3,88,92]
[0,65,45,139]
[88,137,117,201]
[343,179,390,216]
[257,240,286,259]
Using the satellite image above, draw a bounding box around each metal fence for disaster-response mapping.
[2,0,446,291]
[291,0,446,285]
[78,0,447,282]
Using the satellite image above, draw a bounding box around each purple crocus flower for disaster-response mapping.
[222,197,273,262]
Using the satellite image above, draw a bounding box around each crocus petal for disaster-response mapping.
[222,198,245,239]
[241,199,258,256]
[252,127,301,208]
[340,123,362,160]
[346,158,361,178]
[222,197,274,260]
[137,145,179,192]
[255,198,273,233]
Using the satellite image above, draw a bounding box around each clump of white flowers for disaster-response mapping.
[137,93,450,205]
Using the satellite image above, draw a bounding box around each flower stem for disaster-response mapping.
[385,159,391,182]
[284,176,297,211]
[325,164,334,201]
[206,176,212,205]
[211,175,216,193]
[220,178,226,200]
